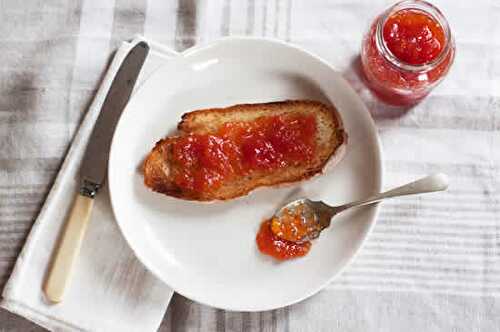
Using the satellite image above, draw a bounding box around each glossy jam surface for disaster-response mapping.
[361,6,454,106]
[271,205,316,243]
[171,114,317,193]
[171,134,240,192]
[256,220,311,260]
[383,10,446,65]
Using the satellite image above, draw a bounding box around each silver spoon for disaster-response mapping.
[271,173,449,243]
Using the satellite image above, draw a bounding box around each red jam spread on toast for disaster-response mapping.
[170,114,317,193]
[256,219,311,260]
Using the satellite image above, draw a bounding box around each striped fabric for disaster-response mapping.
[1,0,499,331]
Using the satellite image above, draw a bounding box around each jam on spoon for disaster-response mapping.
[256,219,311,261]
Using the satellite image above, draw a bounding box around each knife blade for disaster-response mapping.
[80,41,149,197]
[44,41,149,303]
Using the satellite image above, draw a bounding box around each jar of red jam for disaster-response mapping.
[361,1,455,106]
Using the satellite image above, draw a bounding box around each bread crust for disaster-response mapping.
[143,100,347,201]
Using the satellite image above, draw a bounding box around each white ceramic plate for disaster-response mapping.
[108,38,382,311]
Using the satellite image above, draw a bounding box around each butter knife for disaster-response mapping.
[44,42,149,303]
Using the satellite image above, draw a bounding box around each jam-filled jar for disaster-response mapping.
[361,0,455,106]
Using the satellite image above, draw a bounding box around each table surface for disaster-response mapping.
[1,0,499,331]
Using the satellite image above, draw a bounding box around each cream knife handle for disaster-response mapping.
[44,194,94,303]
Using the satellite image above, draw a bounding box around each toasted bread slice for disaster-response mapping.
[143,100,347,201]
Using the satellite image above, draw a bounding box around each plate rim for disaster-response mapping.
[108,36,384,311]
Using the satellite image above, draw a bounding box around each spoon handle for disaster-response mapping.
[333,173,449,213]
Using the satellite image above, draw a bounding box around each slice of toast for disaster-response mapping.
[143,100,347,201]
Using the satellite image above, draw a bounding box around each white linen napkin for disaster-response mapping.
[1,37,177,332]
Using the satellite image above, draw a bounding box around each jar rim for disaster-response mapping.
[375,0,453,73]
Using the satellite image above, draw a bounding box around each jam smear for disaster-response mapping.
[256,219,311,261]
[383,9,446,65]
[170,114,317,193]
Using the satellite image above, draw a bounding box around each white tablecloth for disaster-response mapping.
[1,0,499,331]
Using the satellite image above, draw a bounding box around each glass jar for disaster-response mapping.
[361,0,455,106]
